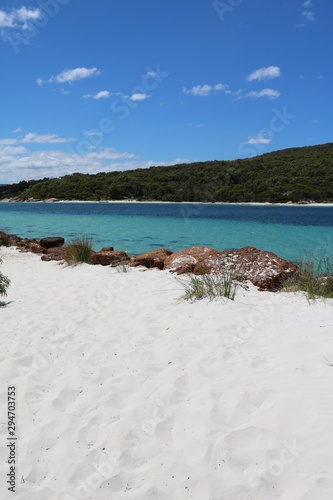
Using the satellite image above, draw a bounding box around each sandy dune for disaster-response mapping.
[1,247,333,499]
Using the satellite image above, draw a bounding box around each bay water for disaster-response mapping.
[1,202,333,264]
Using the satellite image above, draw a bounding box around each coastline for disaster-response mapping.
[1,199,333,207]
[1,247,333,498]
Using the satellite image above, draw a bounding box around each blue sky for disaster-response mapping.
[0,0,332,183]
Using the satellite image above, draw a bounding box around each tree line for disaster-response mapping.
[1,143,333,203]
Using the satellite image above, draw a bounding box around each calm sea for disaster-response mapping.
[1,202,333,263]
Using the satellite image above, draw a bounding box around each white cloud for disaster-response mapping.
[247,66,281,82]
[303,0,312,6]
[83,90,111,100]
[55,67,100,83]
[0,144,172,183]
[182,83,227,97]
[38,67,100,86]
[21,133,75,144]
[245,88,280,99]
[16,6,41,23]
[0,145,27,155]
[0,7,41,29]
[0,138,17,145]
[302,10,315,21]
[130,93,150,102]
[246,134,272,145]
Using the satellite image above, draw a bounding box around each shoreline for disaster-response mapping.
[1,199,333,207]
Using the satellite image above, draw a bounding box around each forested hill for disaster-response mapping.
[1,143,333,203]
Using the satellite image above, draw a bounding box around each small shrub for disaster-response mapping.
[115,260,130,273]
[181,270,238,301]
[282,256,333,300]
[0,231,13,247]
[62,235,93,265]
[0,257,10,296]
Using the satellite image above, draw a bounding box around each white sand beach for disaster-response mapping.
[1,247,333,499]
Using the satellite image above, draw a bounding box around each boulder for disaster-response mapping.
[40,237,65,248]
[41,247,65,262]
[17,238,46,254]
[193,246,298,291]
[163,245,297,291]
[164,246,219,274]
[92,250,130,266]
[130,248,173,270]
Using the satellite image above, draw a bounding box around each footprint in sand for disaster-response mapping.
[169,374,189,404]
[52,388,80,412]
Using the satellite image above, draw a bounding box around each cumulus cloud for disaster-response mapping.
[0,6,41,29]
[296,1,316,27]
[21,133,75,144]
[182,83,227,97]
[0,143,181,184]
[130,93,150,102]
[83,90,111,100]
[37,67,100,86]
[247,66,281,82]
[0,138,17,145]
[0,6,42,45]
[246,134,272,145]
[245,88,280,99]
[302,10,315,21]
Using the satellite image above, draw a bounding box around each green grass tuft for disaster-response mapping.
[282,256,333,300]
[62,235,93,265]
[181,271,238,302]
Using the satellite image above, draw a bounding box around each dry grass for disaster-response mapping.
[62,235,93,265]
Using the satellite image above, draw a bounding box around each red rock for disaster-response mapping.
[130,248,173,270]
[92,250,129,266]
[17,239,46,254]
[40,237,65,248]
[164,246,219,274]
[193,246,298,291]
[41,247,64,261]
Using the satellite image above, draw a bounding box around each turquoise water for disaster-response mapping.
[1,202,333,263]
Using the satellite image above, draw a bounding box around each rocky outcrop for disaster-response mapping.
[91,250,130,266]
[130,248,173,270]
[16,236,65,259]
[165,245,298,291]
[40,237,64,248]
[1,229,299,291]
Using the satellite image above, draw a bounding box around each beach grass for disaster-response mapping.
[282,255,333,299]
[62,235,93,265]
[0,231,14,247]
[115,261,130,273]
[181,271,238,301]
[0,257,10,296]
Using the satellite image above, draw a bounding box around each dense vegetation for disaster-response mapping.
[1,143,333,203]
